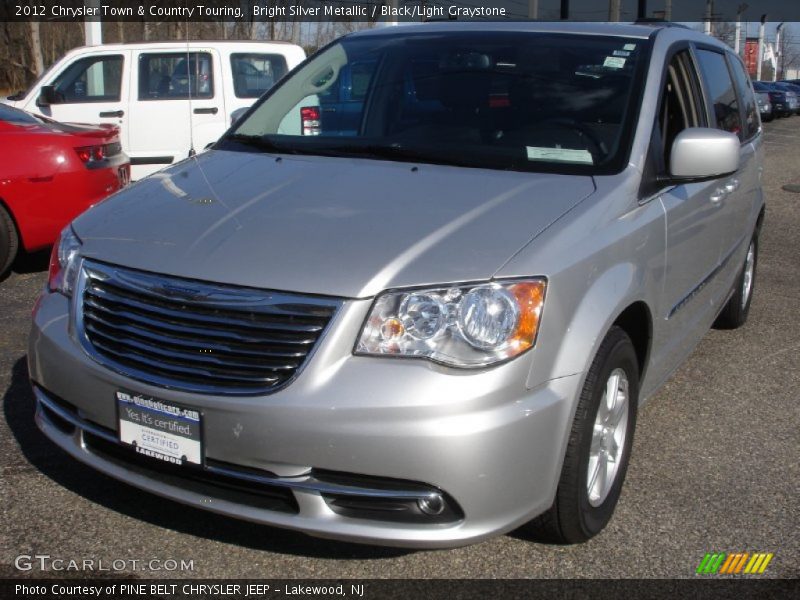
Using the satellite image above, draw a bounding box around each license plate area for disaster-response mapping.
[116,391,202,466]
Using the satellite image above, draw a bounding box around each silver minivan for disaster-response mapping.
[30,22,764,547]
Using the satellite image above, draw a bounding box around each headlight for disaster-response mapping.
[47,226,82,296]
[356,279,546,367]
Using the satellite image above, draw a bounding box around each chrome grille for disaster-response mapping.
[77,260,341,395]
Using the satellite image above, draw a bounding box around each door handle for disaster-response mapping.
[99,110,124,118]
[193,107,218,115]
[709,187,726,204]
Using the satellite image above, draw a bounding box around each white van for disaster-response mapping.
[3,41,306,179]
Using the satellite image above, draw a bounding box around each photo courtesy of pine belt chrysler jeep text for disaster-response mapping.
[29,22,764,547]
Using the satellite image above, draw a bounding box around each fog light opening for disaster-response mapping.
[417,493,445,515]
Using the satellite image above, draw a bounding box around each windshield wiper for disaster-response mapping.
[223,133,291,153]
[312,142,474,168]
[221,136,504,170]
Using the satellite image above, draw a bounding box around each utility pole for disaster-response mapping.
[756,14,766,81]
[608,0,621,22]
[774,22,784,81]
[637,0,647,20]
[528,0,538,20]
[664,0,671,21]
[84,0,102,45]
[560,0,569,20]
[386,0,399,26]
[704,0,713,35]
[734,3,748,55]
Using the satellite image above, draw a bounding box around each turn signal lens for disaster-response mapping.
[508,281,546,351]
[48,226,82,296]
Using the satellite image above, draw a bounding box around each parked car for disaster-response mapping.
[753,81,794,117]
[30,22,764,548]
[0,104,128,278]
[773,81,800,114]
[2,41,305,180]
[755,91,774,122]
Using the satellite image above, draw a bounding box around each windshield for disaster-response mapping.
[222,31,650,174]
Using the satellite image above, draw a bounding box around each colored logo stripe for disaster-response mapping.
[723,553,748,574]
[745,553,774,574]
[697,553,726,574]
[698,552,774,574]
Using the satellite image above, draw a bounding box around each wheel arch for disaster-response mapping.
[755,204,766,236]
[611,301,653,383]
[0,195,23,247]
[530,260,656,392]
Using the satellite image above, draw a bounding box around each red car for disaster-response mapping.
[0,104,129,277]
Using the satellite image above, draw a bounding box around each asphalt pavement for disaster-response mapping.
[1,117,798,580]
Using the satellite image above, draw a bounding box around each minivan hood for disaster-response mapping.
[73,150,595,298]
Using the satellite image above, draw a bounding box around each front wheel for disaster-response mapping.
[527,326,639,543]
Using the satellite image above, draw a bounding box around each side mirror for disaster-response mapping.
[36,85,60,107]
[230,106,249,127]
[669,128,739,180]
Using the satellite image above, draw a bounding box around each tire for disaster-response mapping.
[527,326,639,543]
[763,114,774,122]
[713,234,758,330]
[0,205,19,279]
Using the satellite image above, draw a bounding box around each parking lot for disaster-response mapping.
[1,117,798,580]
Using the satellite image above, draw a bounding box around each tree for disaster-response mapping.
[29,22,44,77]
[777,25,800,79]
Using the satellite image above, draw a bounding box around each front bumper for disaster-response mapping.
[29,290,582,548]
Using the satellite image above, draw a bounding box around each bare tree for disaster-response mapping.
[777,26,800,79]
[29,21,44,76]
[710,22,738,49]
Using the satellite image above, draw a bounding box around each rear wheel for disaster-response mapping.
[0,205,19,279]
[527,326,639,543]
[714,234,758,329]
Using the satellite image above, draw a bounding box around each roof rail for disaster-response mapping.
[632,19,690,29]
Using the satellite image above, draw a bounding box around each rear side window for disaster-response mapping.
[139,52,213,100]
[51,55,123,103]
[727,54,759,140]
[231,53,288,98]
[349,61,376,102]
[695,49,742,139]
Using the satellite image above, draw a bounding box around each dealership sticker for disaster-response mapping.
[527,147,593,164]
[603,56,626,69]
